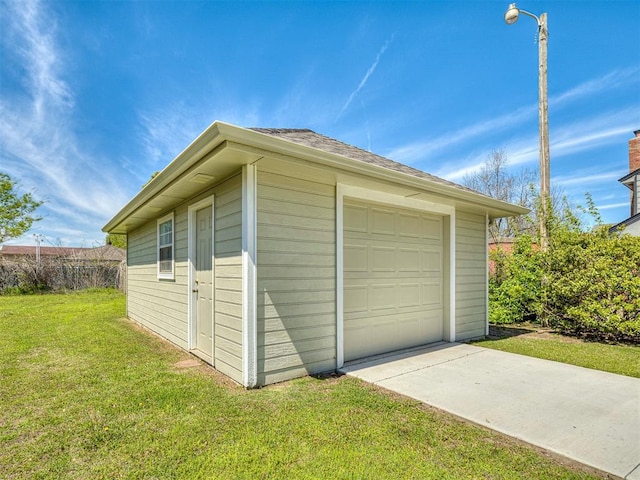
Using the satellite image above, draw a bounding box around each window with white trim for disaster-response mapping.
[157,213,174,279]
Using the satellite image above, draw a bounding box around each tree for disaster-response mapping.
[105,233,127,249]
[463,150,536,241]
[0,172,43,244]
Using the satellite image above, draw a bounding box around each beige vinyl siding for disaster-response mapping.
[256,170,336,386]
[127,207,190,349]
[213,175,243,384]
[455,209,487,340]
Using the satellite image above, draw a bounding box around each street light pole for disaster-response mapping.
[505,3,550,250]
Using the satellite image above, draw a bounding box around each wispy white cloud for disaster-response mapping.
[550,66,640,107]
[554,172,623,187]
[438,106,638,182]
[597,202,629,211]
[136,101,264,176]
[337,34,395,120]
[386,67,640,167]
[0,0,129,245]
[384,104,536,165]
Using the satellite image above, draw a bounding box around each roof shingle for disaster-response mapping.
[249,127,481,195]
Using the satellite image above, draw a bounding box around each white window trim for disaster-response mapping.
[157,212,175,280]
[336,184,457,368]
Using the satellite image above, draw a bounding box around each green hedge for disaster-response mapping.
[490,207,640,344]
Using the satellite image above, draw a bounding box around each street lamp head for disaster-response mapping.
[504,3,519,25]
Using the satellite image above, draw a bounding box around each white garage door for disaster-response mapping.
[343,200,444,362]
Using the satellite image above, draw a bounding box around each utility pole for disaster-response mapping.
[505,3,550,250]
[33,233,43,266]
[538,12,550,250]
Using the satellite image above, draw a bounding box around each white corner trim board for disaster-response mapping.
[485,212,490,337]
[242,164,258,388]
[448,209,456,342]
[335,184,344,368]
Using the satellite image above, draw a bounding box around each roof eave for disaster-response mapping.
[102,122,227,233]
[104,121,528,233]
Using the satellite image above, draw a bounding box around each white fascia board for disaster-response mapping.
[241,164,258,388]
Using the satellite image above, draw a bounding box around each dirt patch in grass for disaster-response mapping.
[488,324,583,343]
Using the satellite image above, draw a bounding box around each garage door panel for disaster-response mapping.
[344,285,368,313]
[398,282,421,308]
[371,247,395,272]
[422,249,442,272]
[398,213,421,238]
[344,244,367,272]
[422,217,443,240]
[344,204,368,232]
[370,283,397,311]
[344,200,445,362]
[371,208,395,235]
[423,281,443,307]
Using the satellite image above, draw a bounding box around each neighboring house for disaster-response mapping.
[103,121,527,388]
[610,130,640,236]
[0,245,125,265]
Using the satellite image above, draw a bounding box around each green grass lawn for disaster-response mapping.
[475,326,640,378]
[1,290,604,479]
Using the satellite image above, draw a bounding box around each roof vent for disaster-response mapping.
[190,173,215,184]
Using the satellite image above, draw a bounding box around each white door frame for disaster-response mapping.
[187,195,215,361]
[336,184,456,368]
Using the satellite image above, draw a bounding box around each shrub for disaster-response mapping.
[490,196,640,343]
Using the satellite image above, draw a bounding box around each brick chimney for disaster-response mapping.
[630,130,640,173]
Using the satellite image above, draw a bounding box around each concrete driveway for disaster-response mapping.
[339,342,640,479]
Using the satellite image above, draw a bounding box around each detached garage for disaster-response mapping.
[103,121,527,388]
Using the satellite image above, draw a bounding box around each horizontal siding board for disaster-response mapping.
[259,290,335,306]
[261,325,336,346]
[261,346,335,371]
[258,252,335,267]
[256,170,336,385]
[257,278,334,291]
[259,171,335,195]
[259,197,334,220]
[261,301,335,320]
[258,224,335,243]
[258,211,335,231]
[455,209,487,341]
[261,313,336,333]
[258,358,335,386]
[258,240,334,256]
[213,176,243,378]
[215,356,243,383]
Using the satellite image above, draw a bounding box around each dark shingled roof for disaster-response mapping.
[249,128,481,195]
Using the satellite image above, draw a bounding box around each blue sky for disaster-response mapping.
[1,0,639,247]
